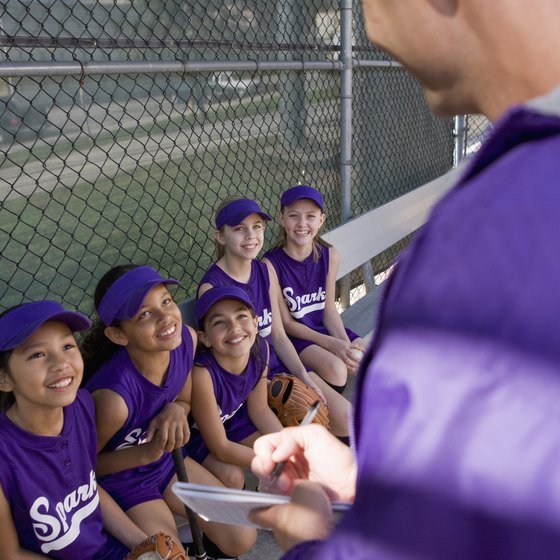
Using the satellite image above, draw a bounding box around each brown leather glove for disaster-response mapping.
[268,373,330,428]
[125,532,188,560]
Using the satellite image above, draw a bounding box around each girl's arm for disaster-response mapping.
[198,282,213,297]
[98,485,148,549]
[322,247,353,341]
[264,263,326,403]
[191,365,255,467]
[268,250,365,372]
[176,325,197,419]
[323,248,366,350]
[0,484,49,559]
[246,375,284,435]
[263,254,350,355]
[92,389,171,476]
[148,325,197,444]
[94,327,197,476]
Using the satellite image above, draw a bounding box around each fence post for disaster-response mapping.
[276,0,308,149]
[338,0,353,309]
[453,115,468,166]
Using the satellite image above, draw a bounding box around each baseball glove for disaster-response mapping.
[125,532,187,560]
[268,373,329,429]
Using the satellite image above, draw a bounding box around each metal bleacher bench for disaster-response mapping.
[179,169,459,336]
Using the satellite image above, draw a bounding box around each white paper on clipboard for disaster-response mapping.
[172,482,352,529]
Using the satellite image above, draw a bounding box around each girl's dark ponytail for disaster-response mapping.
[81,264,139,382]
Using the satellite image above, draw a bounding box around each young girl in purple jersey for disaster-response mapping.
[0,300,153,559]
[81,265,256,558]
[198,197,352,441]
[187,286,283,477]
[263,185,368,393]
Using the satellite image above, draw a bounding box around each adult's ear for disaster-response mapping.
[103,326,129,347]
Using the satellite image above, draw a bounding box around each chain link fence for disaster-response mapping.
[1,0,464,316]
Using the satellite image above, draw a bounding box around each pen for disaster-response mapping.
[268,400,321,486]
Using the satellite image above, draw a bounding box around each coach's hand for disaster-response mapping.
[249,481,334,551]
[251,424,356,499]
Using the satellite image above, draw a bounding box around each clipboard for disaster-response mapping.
[172,481,352,528]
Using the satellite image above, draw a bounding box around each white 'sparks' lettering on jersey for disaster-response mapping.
[283,286,326,319]
[191,402,244,431]
[258,306,272,338]
[219,402,244,423]
[31,470,100,554]
[115,427,148,450]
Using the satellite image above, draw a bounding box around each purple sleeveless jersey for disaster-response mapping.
[264,246,358,353]
[0,390,128,559]
[186,340,268,462]
[86,324,193,511]
[200,261,286,377]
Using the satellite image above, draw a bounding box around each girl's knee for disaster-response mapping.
[228,527,257,557]
[219,463,245,489]
[317,357,347,386]
[206,526,257,557]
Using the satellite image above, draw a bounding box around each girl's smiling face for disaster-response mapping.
[216,213,266,260]
[280,199,325,248]
[111,284,183,354]
[200,299,258,361]
[1,321,83,413]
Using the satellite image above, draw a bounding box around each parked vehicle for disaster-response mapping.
[206,72,264,100]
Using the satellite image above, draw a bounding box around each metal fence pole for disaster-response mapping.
[454,115,467,166]
[276,0,307,149]
[338,0,352,309]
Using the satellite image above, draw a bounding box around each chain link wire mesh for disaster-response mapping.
[0,0,466,317]
[465,113,491,158]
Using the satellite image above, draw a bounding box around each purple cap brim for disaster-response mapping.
[195,286,255,328]
[0,301,91,352]
[97,266,180,326]
[215,199,272,229]
[280,185,324,211]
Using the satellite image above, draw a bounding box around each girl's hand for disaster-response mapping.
[141,429,171,463]
[326,338,361,373]
[347,342,367,374]
[350,340,368,353]
[248,480,334,551]
[302,374,327,405]
[146,402,190,452]
[251,424,356,501]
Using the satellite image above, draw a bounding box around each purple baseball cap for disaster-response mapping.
[215,199,272,230]
[280,185,324,211]
[195,286,255,328]
[0,301,91,352]
[97,266,180,326]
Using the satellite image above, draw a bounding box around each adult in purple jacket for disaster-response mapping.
[249,0,560,558]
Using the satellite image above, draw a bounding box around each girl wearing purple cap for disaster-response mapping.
[187,286,283,477]
[0,301,153,559]
[199,197,352,442]
[263,185,368,394]
[81,265,256,558]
